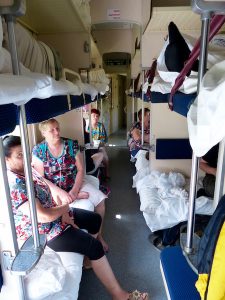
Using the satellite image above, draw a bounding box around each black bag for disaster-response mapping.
[203,174,216,198]
[165,22,199,74]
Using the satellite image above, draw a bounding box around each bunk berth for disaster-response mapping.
[159,1,225,300]
[150,17,225,116]
[0,9,103,300]
[0,78,99,300]
[133,14,225,236]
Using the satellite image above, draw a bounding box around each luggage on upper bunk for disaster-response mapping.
[164,22,199,74]
[195,195,225,300]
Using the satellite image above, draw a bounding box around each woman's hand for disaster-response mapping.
[61,211,79,229]
[55,189,73,205]
[77,191,89,199]
[68,190,89,201]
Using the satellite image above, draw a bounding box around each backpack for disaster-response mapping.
[195,195,225,299]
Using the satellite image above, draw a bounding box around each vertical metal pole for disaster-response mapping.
[141,71,144,145]
[101,97,103,122]
[149,102,153,148]
[17,277,26,300]
[96,97,98,109]
[81,107,86,173]
[89,104,93,145]
[0,138,19,255]
[19,108,40,249]
[185,16,210,253]
[132,79,135,124]
[214,138,225,209]
[6,16,40,249]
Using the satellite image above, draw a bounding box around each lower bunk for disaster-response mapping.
[132,144,213,238]
[0,175,98,300]
[160,195,225,300]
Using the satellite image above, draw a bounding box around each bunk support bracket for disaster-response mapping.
[2,251,14,271]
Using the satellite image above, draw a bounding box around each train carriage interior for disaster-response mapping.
[1,0,225,299]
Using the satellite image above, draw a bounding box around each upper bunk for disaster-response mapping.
[130,4,225,117]
[0,1,110,136]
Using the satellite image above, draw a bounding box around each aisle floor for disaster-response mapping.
[78,133,166,300]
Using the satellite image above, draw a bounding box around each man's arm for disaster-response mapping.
[199,158,217,176]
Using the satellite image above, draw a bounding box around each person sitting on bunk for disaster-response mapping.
[198,143,219,198]
[128,108,150,159]
[83,117,104,175]
[4,135,149,300]
[32,118,108,252]
[87,108,110,179]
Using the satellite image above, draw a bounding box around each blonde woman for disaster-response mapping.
[32,118,109,252]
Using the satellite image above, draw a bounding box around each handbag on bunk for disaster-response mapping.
[195,194,225,300]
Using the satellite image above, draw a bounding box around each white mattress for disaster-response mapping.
[0,72,82,106]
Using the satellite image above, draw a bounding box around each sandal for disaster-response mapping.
[128,290,149,300]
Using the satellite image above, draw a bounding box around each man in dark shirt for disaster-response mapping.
[199,144,219,198]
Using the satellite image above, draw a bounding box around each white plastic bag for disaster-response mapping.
[25,247,66,300]
[187,60,225,157]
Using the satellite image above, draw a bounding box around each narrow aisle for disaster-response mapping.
[78,140,166,300]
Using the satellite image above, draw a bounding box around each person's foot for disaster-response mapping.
[97,234,109,253]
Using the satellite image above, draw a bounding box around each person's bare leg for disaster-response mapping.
[91,255,129,300]
[92,152,104,169]
[100,147,110,177]
[95,200,109,252]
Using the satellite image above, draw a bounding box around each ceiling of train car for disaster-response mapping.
[145,6,201,32]
[19,0,88,34]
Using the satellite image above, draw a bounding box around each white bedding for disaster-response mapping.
[74,80,98,100]
[188,60,225,157]
[151,73,198,95]
[0,73,81,105]
[136,170,214,232]
[152,33,225,95]
[89,69,110,95]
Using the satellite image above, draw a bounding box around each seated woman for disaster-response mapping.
[4,135,148,300]
[88,108,110,178]
[128,108,150,158]
[32,118,108,252]
[83,117,104,175]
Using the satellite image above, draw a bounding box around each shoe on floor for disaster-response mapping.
[152,236,166,251]
[128,290,149,300]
